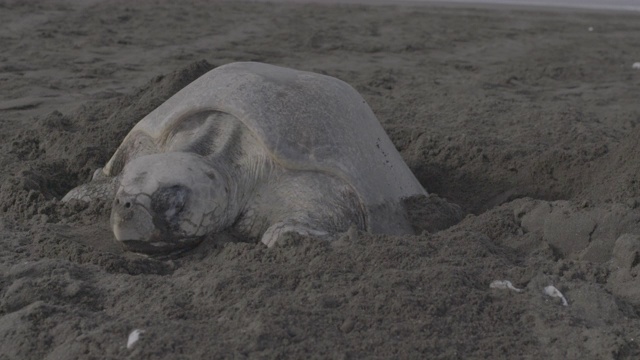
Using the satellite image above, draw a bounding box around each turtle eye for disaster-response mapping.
[205,171,216,181]
[151,185,188,219]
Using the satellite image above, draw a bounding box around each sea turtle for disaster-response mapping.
[63,62,427,254]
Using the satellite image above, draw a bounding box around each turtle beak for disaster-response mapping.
[111,190,203,255]
[119,237,203,255]
[111,192,155,244]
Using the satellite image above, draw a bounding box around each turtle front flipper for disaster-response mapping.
[260,221,330,247]
[62,175,119,202]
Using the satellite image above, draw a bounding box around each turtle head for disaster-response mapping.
[110,152,231,255]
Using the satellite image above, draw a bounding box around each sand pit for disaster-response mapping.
[1,0,640,358]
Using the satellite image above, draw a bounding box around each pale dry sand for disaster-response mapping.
[2,0,640,358]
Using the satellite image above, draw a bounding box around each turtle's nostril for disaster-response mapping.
[114,194,134,209]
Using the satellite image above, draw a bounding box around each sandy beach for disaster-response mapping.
[2,0,640,358]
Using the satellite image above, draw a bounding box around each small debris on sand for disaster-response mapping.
[127,329,145,349]
[544,286,569,306]
[490,280,524,292]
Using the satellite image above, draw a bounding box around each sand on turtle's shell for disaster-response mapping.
[1,1,640,358]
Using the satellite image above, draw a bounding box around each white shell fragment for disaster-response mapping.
[489,280,523,293]
[633,62,640,70]
[127,329,145,349]
[543,285,568,306]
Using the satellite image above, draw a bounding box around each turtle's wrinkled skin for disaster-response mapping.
[62,62,427,255]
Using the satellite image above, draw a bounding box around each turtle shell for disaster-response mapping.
[104,62,427,235]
